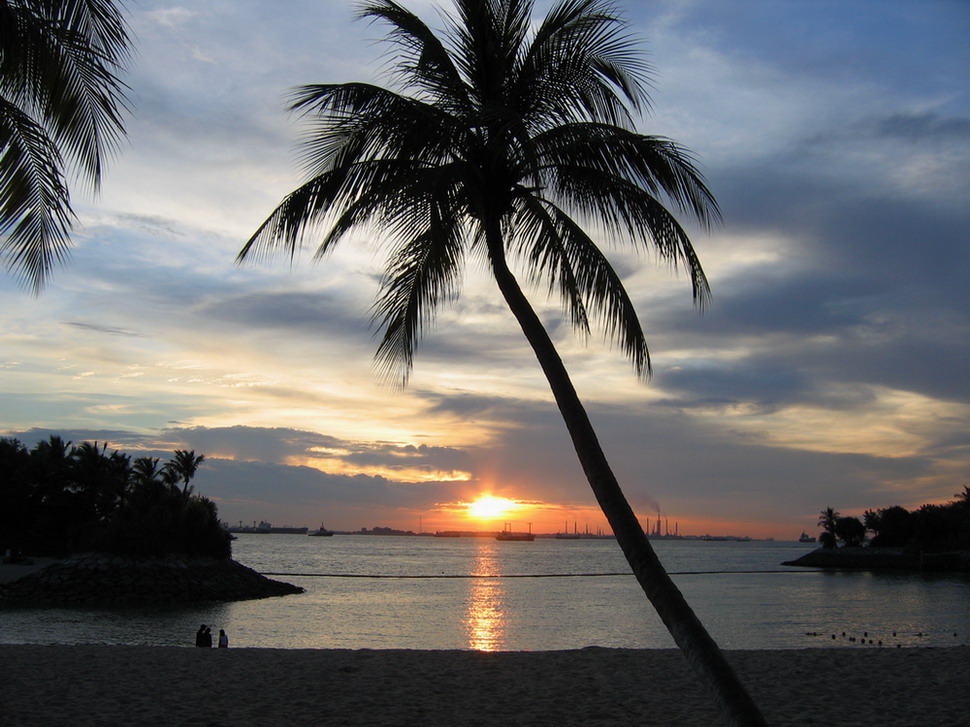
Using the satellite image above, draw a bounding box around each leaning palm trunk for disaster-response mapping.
[243,1,768,723]
[487,231,766,726]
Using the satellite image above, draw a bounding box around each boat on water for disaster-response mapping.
[496,522,534,541]
[227,520,308,535]
[798,531,817,543]
[308,523,334,537]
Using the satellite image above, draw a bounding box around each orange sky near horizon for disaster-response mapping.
[414,494,799,540]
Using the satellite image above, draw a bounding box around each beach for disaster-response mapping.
[2,644,967,726]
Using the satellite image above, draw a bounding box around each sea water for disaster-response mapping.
[1,535,968,650]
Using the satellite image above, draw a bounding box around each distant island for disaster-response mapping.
[784,490,970,572]
[0,436,302,605]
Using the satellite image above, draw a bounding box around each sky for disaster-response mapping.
[2,0,968,540]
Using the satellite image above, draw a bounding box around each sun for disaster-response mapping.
[467,495,517,520]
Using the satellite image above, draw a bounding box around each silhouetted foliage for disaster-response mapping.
[825,488,970,552]
[0,436,230,559]
[834,516,866,547]
[818,531,837,549]
[866,505,915,547]
[818,507,839,537]
[1,0,133,292]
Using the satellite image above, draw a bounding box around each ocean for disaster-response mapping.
[2,535,968,651]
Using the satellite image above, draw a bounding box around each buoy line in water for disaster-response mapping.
[259,569,815,579]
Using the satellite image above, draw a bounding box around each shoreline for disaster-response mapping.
[783,546,970,572]
[0,553,302,604]
[2,644,968,726]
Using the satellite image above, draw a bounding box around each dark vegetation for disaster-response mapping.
[1,0,133,292]
[0,436,230,559]
[817,488,970,552]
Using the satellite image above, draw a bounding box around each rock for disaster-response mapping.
[0,552,303,605]
[783,546,970,572]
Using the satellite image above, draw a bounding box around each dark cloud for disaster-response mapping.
[873,112,970,142]
[6,428,160,451]
[162,425,344,463]
[62,321,145,338]
[196,458,464,531]
[339,441,472,473]
[196,291,366,334]
[162,425,472,475]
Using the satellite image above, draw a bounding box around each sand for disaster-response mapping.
[1,645,967,726]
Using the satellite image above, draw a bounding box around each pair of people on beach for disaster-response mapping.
[195,624,228,648]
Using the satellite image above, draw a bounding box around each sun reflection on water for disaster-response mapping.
[465,540,506,651]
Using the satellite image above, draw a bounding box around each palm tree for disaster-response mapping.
[131,456,163,490]
[818,506,839,535]
[0,0,132,292]
[164,449,206,497]
[241,1,763,723]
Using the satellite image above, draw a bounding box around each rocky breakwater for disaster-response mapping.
[0,553,303,605]
[783,546,970,572]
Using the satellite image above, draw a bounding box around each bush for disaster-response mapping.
[834,516,866,547]
[868,505,915,547]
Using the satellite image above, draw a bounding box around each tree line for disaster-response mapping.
[817,488,970,551]
[0,436,231,559]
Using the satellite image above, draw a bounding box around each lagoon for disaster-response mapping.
[1,535,968,650]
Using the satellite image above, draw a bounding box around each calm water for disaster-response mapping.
[2,535,968,651]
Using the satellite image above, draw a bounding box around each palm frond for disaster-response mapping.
[5,0,131,189]
[515,0,651,130]
[534,123,720,226]
[245,0,717,380]
[511,194,651,376]
[446,0,531,103]
[544,165,711,306]
[371,200,466,382]
[531,122,716,305]
[0,0,131,290]
[357,0,471,113]
[288,83,459,179]
[0,97,74,292]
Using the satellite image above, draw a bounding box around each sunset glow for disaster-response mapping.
[0,1,965,543]
[467,496,518,520]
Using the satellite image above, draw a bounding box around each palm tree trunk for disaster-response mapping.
[485,229,766,726]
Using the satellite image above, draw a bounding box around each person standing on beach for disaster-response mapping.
[203,626,212,648]
[195,625,207,647]
[218,629,228,648]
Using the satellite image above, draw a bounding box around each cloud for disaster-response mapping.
[874,112,970,142]
[63,321,145,338]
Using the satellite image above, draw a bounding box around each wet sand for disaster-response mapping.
[1,644,967,726]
